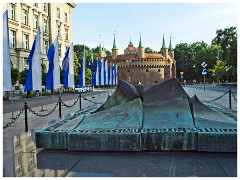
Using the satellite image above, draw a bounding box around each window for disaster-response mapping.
[127,70,130,73]
[43,19,47,33]
[155,81,158,83]
[28,153,34,164]
[10,30,16,48]
[34,15,38,29]
[9,3,15,20]
[158,69,160,72]
[14,134,20,147]
[34,3,38,7]
[146,69,149,72]
[57,24,61,36]
[23,34,28,49]
[65,28,68,40]
[15,155,22,173]
[40,170,45,177]
[22,9,28,25]
[58,44,61,56]
[43,3,47,12]
[65,13,68,22]
[57,7,60,18]
[44,41,49,54]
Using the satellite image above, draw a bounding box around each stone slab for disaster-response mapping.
[198,131,237,152]
[141,128,197,151]
[35,115,86,149]
[68,132,141,151]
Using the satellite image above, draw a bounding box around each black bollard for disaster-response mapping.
[229,87,232,109]
[24,101,28,132]
[59,96,62,118]
[79,93,82,110]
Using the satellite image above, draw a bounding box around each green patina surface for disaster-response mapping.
[75,98,142,131]
[35,79,237,152]
[94,80,139,113]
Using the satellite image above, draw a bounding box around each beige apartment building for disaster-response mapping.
[3,3,76,75]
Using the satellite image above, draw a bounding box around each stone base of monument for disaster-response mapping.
[198,130,237,152]
[68,131,141,151]
[141,128,197,151]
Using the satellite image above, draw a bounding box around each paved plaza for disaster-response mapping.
[2,84,237,177]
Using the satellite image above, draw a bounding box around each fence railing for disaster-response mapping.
[3,94,102,131]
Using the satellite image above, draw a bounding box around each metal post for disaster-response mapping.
[10,91,14,120]
[204,74,206,91]
[79,93,82,110]
[59,96,62,118]
[229,87,232,109]
[24,101,28,132]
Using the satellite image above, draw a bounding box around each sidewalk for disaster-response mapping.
[183,85,237,111]
[3,90,114,139]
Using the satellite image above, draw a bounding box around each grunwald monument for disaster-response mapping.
[35,78,237,152]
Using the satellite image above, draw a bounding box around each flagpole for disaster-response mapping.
[39,89,46,112]
[9,91,14,119]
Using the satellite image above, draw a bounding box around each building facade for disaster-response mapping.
[101,34,176,85]
[3,3,76,74]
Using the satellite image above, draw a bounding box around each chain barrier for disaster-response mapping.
[61,96,79,108]
[203,90,229,103]
[3,107,25,129]
[28,100,59,117]
[232,93,237,103]
[4,94,102,130]
[81,95,102,104]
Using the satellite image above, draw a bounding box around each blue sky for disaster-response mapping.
[72,3,237,53]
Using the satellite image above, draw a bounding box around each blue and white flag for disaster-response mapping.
[104,60,108,86]
[3,10,12,92]
[112,64,116,85]
[62,43,74,88]
[95,59,99,86]
[46,36,60,90]
[79,46,86,87]
[100,58,104,85]
[108,64,112,86]
[90,50,94,87]
[115,64,118,85]
[24,26,42,92]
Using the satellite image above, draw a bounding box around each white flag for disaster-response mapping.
[3,11,12,91]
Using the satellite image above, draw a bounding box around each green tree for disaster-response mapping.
[73,53,81,85]
[11,68,20,85]
[212,26,237,67]
[86,68,92,85]
[19,69,28,85]
[213,59,230,81]
[175,41,220,82]
[42,73,47,86]
[144,47,154,53]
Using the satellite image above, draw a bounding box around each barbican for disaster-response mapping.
[99,34,176,85]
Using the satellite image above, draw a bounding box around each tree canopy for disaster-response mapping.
[174,26,237,82]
